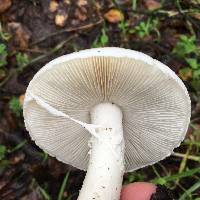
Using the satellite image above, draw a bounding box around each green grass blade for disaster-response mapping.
[151,167,200,184]
[179,181,200,200]
[184,140,200,147]
[57,171,70,200]
[38,185,51,200]
[8,140,27,153]
[132,0,137,10]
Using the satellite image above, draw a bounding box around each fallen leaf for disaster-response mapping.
[179,67,192,81]
[77,0,88,7]
[104,9,124,23]
[63,0,71,4]
[190,12,200,20]
[0,0,12,13]
[55,11,68,27]
[75,8,87,21]
[49,0,59,12]
[7,22,31,49]
[63,191,69,198]
[144,0,161,10]
[19,94,25,106]
[10,153,25,164]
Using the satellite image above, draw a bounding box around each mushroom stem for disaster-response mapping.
[78,103,125,200]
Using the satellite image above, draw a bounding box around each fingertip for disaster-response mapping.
[120,182,156,200]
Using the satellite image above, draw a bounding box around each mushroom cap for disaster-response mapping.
[23,47,191,172]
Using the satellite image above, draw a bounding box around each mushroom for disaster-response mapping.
[23,47,191,200]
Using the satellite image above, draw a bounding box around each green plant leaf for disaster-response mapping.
[131,18,159,38]
[0,145,7,160]
[0,43,8,68]
[155,178,167,185]
[16,53,29,69]
[0,160,9,175]
[0,23,11,41]
[100,29,108,46]
[124,171,145,184]
[92,27,109,47]
[0,60,7,68]
[191,78,200,91]
[173,35,198,57]
[186,58,200,69]
[9,96,22,117]
[118,20,128,35]
[193,69,200,79]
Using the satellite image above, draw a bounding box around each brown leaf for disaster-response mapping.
[0,0,12,13]
[10,153,25,165]
[144,0,161,10]
[63,0,71,5]
[190,12,200,20]
[77,0,88,7]
[104,9,124,23]
[49,0,59,13]
[7,22,31,49]
[75,8,87,21]
[19,94,25,106]
[179,68,192,81]
[55,11,68,27]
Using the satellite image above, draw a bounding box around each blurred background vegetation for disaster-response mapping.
[0,0,200,199]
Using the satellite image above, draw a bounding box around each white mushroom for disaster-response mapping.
[23,47,191,200]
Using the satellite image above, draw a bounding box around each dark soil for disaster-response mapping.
[0,0,200,199]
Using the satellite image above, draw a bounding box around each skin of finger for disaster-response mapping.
[120,182,156,200]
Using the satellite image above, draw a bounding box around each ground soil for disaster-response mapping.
[0,0,200,199]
